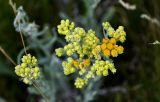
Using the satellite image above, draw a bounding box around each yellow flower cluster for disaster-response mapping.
[63,43,80,56]
[56,20,126,88]
[55,48,64,57]
[102,22,126,43]
[82,29,100,58]
[91,60,116,76]
[57,19,75,35]
[15,54,40,84]
[62,57,76,75]
[62,57,91,75]
[100,38,124,57]
[65,27,86,42]
[74,77,87,88]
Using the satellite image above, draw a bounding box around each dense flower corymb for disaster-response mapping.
[56,19,126,88]
[15,54,40,84]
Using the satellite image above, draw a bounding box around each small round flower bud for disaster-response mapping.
[106,43,114,50]
[100,43,107,50]
[116,46,124,54]
[103,49,110,57]
[55,48,64,57]
[23,78,30,84]
[111,49,118,57]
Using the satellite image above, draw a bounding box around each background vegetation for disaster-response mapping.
[0,0,160,102]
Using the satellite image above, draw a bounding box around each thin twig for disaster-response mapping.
[9,0,16,14]
[0,46,16,66]
[32,81,49,102]
[118,0,136,10]
[9,0,27,54]
[18,21,27,54]
[141,14,160,27]
[149,40,160,45]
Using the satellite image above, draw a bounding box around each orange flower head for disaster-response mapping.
[109,38,116,44]
[102,38,109,43]
[72,60,80,66]
[100,43,107,50]
[106,43,114,50]
[83,59,90,65]
[103,49,110,57]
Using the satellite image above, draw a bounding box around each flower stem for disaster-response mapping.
[18,22,27,55]
[9,0,27,55]
[32,81,49,102]
[0,46,16,66]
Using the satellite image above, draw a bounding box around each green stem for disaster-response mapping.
[32,81,49,102]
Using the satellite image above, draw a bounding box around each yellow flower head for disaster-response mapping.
[102,38,109,43]
[55,48,64,57]
[102,22,111,30]
[92,45,101,59]
[111,49,118,57]
[116,46,124,54]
